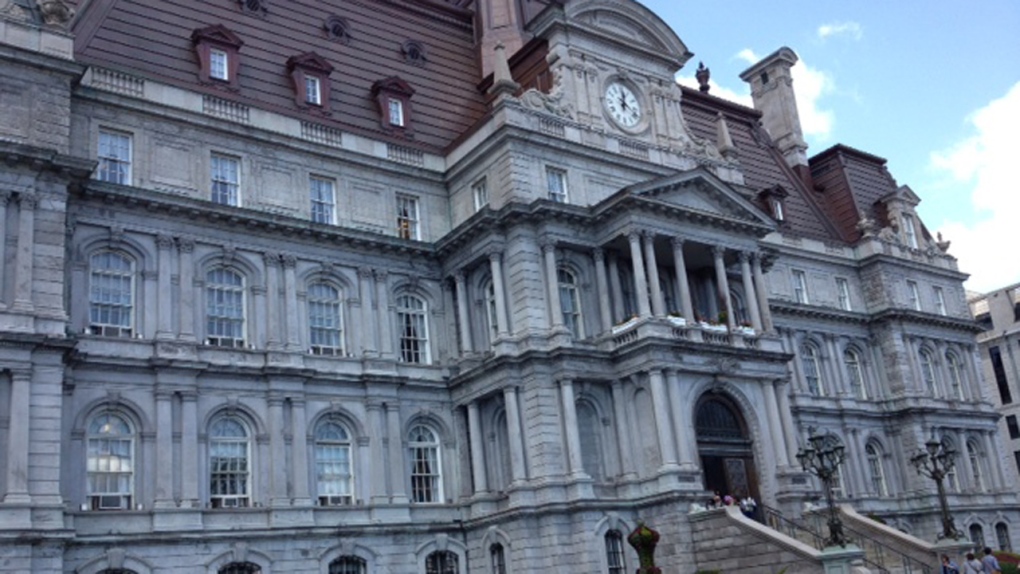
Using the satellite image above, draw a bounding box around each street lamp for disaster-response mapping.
[796,427,850,548]
[910,433,962,540]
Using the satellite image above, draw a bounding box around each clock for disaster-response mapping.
[604,81,642,129]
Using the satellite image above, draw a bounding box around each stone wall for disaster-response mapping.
[691,507,823,574]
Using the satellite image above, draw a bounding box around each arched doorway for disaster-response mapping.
[695,393,760,502]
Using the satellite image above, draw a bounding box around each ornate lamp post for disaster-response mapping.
[910,434,962,540]
[796,427,850,548]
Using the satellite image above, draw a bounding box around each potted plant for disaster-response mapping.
[666,311,686,327]
[611,314,640,335]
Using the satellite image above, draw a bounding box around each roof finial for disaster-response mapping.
[715,112,736,159]
[489,42,520,100]
[696,62,711,93]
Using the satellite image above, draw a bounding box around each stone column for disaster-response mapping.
[503,386,527,483]
[982,430,1005,490]
[290,398,311,504]
[542,242,564,329]
[12,193,36,312]
[776,382,799,464]
[558,379,586,478]
[269,396,288,505]
[454,272,473,354]
[358,268,377,356]
[712,247,735,330]
[627,232,651,318]
[739,252,763,330]
[826,335,846,396]
[0,192,9,308]
[154,390,174,507]
[467,402,488,494]
[955,430,974,492]
[843,427,866,497]
[282,255,300,351]
[648,369,678,469]
[671,237,695,322]
[156,235,175,339]
[385,403,407,502]
[4,369,32,502]
[752,254,773,331]
[367,402,387,503]
[611,380,638,478]
[763,381,790,467]
[666,371,696,470]
[643,232,665,317]
[251,283,267,350]
[263,252,282,349]
[375,271,393,358]
[177,239,196,341]
[180,392,199,504]
[593,248,613,333]
[607,252,624,323]
[489,251,510,337]
[964,344,984,402]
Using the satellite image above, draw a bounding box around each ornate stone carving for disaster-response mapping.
[519,89,575,120]
[36,0,74,26]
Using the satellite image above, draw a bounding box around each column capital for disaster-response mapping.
[592,247,605,262]
[557,378,574,388]
[177,238,195,253]
[262,251,281,266]
[357,266,374,279]
[738,251,752,263]
[626,230,642,243]
[454,269,467,284]
[0,190,11,205]
[281,254,297,268]
[156,234,175,250]
[9,368,32,382]
[374,269,388,281]
[540,239,557,253]
[711,245,726,258]
[670,235,686,249]
[641,229,657,242]
[18,192,37,210]
[486,248,503,262]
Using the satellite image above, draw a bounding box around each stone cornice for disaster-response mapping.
[770,301,870,324]
[858,251,967,281]
[870,308,984,333]
[771,301,983,333]
[0,141,95,179]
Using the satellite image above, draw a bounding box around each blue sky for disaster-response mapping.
[640,0,1020,293]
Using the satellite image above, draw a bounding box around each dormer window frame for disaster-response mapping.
[758,184,789,224]
[192,25,244,90]
[371,76,415,137]
[287,52,334,114]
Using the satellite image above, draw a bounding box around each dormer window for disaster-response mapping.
[287,52,334,113]
[772,199,785,221]
[758,184,788,224]
[192,25,244,90]
[902,213,918,248]
[372,76,415,136]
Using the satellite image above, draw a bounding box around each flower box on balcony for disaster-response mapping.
[667,316,687,328]
[699,322,727,333]
[612,316,640,335]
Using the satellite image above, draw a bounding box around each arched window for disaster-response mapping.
[576,401,604,480]
[830,465,847,498]
[209,416,250,508]
[967,439,985,491]
[89,251,135,337]
[996,522,1012,552]
[969,524,985,550]
[425,550,458,574]
[941,436,960,492]
[489,543,506,574]
[844,349,867,400]
[919,349,939,398]
[946,352,966,400]
[801,343,824,396]
[219,563,261,574]
[865,443,888,497]
[86,413,134,510]
[408,424,442,503]
[397,295,430,364]
[605,530,625,574]
[315,418,353,506]
[329,555,367,574]
[206,267,246,347]
[558,269,583,339]
[309,282,344,355]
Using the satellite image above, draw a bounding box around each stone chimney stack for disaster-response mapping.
[739,47,808,170]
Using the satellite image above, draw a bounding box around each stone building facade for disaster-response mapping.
[0,0,1016,572]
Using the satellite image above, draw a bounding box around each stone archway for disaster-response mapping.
[694,392,760,502]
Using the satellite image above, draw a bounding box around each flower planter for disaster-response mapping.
[700,323,727,333]
[611,317,640,335]
[666,316,687,327]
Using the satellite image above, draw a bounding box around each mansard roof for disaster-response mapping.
[807,144,903,243]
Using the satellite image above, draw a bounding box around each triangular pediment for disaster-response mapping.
[191,25,243,48]
[627,168,776,228]
[287,52,334,75]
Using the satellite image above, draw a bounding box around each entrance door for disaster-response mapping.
[695,394,760,502]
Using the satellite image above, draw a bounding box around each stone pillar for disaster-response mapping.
[671,237,695,322]
[739,252,763,330]
[385,403,407,502]
[358,268,377,356]
[643,232,664,317]
[712,247,735,330]
[776,382,799,464]
[763,381,789,467]
[954,429,973,492]
[611,380,638,478]
[156,235,175,339]
[180,392,199,504]
[503,386,527,483]
[251,283,267,350]
[154,390,174,507]
[454,272,473,354]
[607,252,624,322]
[12,193,36,312]
[826,335,846,396]
[752,254,773,331]
[269,396,288,505]
[627,232,651,318]
[542,242,564,329]
[290,398,311,504]
[4,369,32,502]
[467,402,489,494]
[558,379,586,478]
[489,251,510,337]
[964,344,984,402]
[0,192,9,308]
[263,252,282,349]
[282,255,300,351]
[375,271,393,358]
[648,369,678,469]
[983,430,1005,490]
[593,248,613,333]
[367,403,387,503]
[177,239,196,341]
[666,371,696,470]
[843,427,866,497]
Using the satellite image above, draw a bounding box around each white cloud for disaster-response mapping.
[930,81,1020,292]
[735,48,759,65]
[817,22,863,41]
[791,61,836,141]
[676,75,753,107]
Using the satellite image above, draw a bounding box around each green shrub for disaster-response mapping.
[999,562,1018,574]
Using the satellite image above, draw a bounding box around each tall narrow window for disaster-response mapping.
[902,213,918,248]
[206,268,245,347]
[397,295,429,364]
[305,75,322,105]
[396,194,420,240]
[989,346,1013,404]
[844,349,867,400]
[388,98,404,127]
[425,551,457,574]
[485,281,499,340]
[308,283,343,355]
[210,48,229,81]
[906,281,921,311]
[933,286,947,315]
[1007,415,1020,440]
[605,530,625,574]
[209,417,250,508]
[86,413,134,510]
[801,344,824,396]
[89,251,134,337]
[558,269,582,339]
[997,522,1013,552]
[211,154,241,206]
[310,176,336,224]
[577,401,604,480]
[865,443,888,497]
[772,198,785,222]
[836,278,852,311]
[315,418,353,505]
[969,524,985,550]
[97,130,132,184]
[792,270,809,304]
[967,440,985,491]
[919,349,939,397]
[329,556,366,574]
[472,178,488,211]
[946,352,966,401]
[490,544,506,574]
[408,424,441,503]
[546,167,568,203]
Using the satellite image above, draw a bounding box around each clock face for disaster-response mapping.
[605,82,642,128]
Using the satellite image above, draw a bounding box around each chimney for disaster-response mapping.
[739,47,809,170]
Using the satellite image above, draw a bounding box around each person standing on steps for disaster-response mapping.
[941,554,960,574]
[981,547,1002,574]
[963,553,984,574]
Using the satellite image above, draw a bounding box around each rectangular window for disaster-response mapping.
[97,130,132,185]
[472,178,488,211]
[773,199,785,222]
[396,194,419,240]
[792,270,809,304]
[906,281,921,311]
[1007,415,1020,440]
[836,277,852,311]
[1015,451,1020,475]
[933,286,947,315]
[89,252,134,337]
[211,154,240,206]
[546,167,568,203]
[210,48,229,81]
[990,346,1014,404]
[309,176,336,224]
[305,76,322,105]
[388,98,404,127]
[902,213,918,248]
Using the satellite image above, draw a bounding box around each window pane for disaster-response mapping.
[97,131,132,184]
[211,155,240,206]
[310,177,336,224]
[89,252,134,331]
